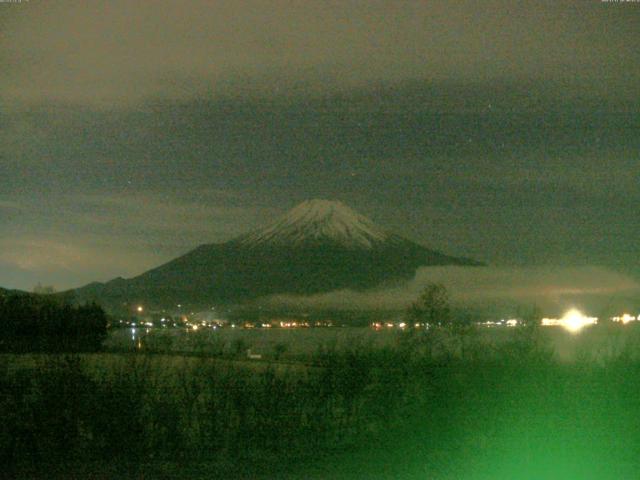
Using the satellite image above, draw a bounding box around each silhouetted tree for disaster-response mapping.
[0,293,107,352]
[33,283,56,295]
[406,283,452,328]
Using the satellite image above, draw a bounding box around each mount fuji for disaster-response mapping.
[74,199,481,309]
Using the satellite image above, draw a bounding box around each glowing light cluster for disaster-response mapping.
[371,321,423,330]
[612,313,638,325]
[542,309,597,333]
[480,319,520,328]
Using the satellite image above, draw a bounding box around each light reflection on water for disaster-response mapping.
[129,327,149,350]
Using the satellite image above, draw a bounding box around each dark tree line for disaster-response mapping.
[0,293,107,352]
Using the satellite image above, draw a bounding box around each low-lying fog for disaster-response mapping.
[265,266,640,318]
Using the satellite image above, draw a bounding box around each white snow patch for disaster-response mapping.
[238,199,390,249]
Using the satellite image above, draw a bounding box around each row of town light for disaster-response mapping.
[135,304,640,336]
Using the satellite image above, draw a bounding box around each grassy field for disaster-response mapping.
[5,324,640,479]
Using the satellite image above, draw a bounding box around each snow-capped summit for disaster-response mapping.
[237,199,390,249]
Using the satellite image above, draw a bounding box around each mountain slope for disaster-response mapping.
[74,199,482,308]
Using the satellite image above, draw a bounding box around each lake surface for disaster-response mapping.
[105,324,640,363]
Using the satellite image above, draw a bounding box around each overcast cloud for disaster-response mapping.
[2,1,638,106]
[1,1,639,292]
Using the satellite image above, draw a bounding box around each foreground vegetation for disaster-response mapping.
[4,324,640,479]
[0,292,107,352]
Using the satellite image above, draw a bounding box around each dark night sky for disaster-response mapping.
[1,0,640,292]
